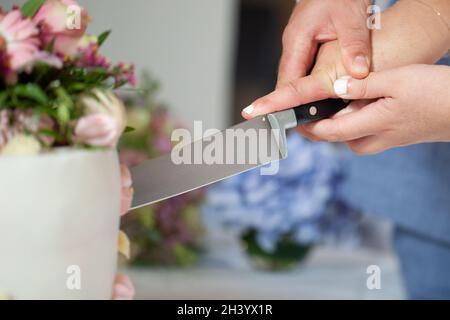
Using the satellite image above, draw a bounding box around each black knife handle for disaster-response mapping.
[294,99,350,124]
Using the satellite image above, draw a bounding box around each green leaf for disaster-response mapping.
[97,30,112,47]
[0,91,7,107]
[46,38,56,53]
[56,103,71,125]
[38,128,63,141]
[124,126,136,133]
[13,84,48,106]
[21,0,46,18]
[54,86,74,106]
[67,83,88,92]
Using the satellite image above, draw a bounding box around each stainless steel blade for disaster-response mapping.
[130,115,284,209]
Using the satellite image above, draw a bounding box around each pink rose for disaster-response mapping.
[33,0,89,57]
[74,113,121,148]
[74,89,126,148]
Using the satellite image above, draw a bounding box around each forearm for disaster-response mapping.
[372,0,450,71]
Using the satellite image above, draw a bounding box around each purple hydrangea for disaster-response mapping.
[202,132,360,252]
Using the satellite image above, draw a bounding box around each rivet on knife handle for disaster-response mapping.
[294,98,349,124]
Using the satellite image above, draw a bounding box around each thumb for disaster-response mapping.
[333,71,390,100]
[335,16,371,79]
[242,72,333,119]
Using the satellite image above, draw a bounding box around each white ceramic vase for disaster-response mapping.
[0,149,121,299]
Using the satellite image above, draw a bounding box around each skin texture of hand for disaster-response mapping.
[111,164,135,300]
[305,64,450,154]
[277,0,371,88]
[120,164,133,217]
[112,272,135,300]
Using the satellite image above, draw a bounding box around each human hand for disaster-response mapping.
[112,164,135,300]
[243,0,450,118]
[277,0,371,89]
[112,272,135,300]
[301,64,450,154]
[243,40,346,118]
[120,164,133,217]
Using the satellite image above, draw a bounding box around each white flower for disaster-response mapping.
[1,134,41,156]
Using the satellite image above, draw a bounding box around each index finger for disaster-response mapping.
[242,70,334,119]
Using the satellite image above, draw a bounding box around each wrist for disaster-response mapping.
[371,1,450,72]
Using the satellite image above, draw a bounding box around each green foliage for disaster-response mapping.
[97,30,112,47]
[21,0,45,18]
[242,230,311,271]
[124,126,136,133]
[53,87,74,126]
[13,84,48,106]
[0,3,137,153]
[0,92,7,108]
[38,128,63,142]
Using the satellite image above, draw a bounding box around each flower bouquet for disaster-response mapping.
[119,74,204,267]
[202,133,360,271]
[0,0,135,299]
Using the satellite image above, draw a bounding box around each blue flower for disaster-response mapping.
[202,132,360,252]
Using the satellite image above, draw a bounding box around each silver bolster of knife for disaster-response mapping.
[267,109,297,159]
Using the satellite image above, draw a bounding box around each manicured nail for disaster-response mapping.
[243,104,254,115]
[353,55,369,75]
[334,76,350,96]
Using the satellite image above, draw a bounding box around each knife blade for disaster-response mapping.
[130,99,349,209]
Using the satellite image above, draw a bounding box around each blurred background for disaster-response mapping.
[4,0,405,299]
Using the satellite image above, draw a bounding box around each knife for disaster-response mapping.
[130,99,349,209]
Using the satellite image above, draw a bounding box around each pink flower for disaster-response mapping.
[74,113,121,148]
[0,9,62,83]
[113,63,137,88]
[79,89,127,131]
[75,40,111,69]
[31,50,63,69]
[0,10,39,71]
[74,89,127,147]
[33,0,89,57]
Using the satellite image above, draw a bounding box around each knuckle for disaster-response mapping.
[341,37,369,53]
[357,78,369,98]
[342,0,371,20]
[374,98,396,121]
[313,68,336,95]
[287,80,302,97]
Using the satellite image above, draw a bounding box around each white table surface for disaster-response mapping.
[126,246,406,300]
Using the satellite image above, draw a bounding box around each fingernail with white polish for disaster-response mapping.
[334,76,351,97]
[243,104,255,115]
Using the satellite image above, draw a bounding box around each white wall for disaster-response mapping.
[4,0,238,129]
